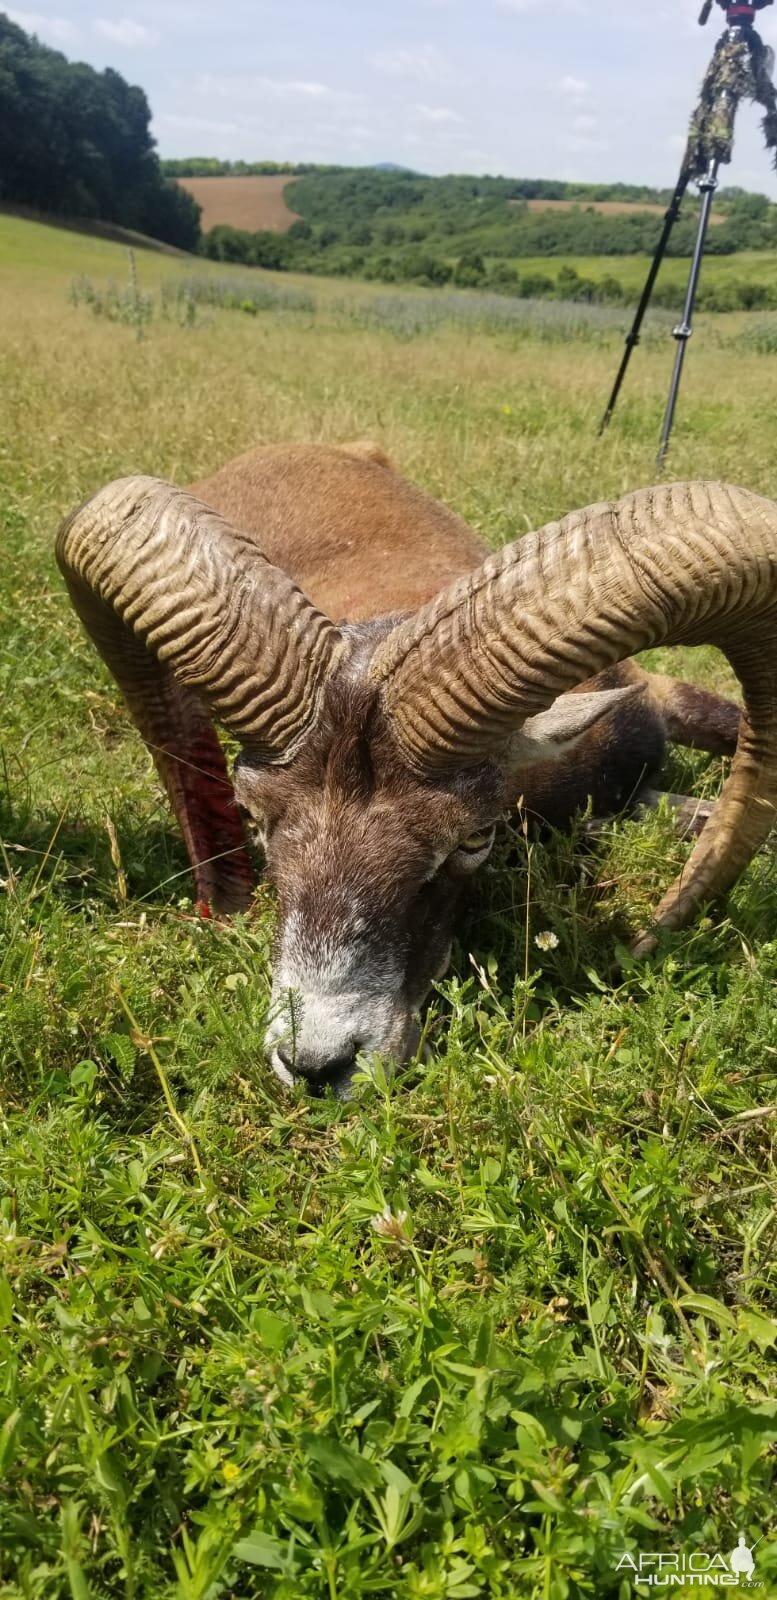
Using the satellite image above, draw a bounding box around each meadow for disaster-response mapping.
[1,214,777,1599]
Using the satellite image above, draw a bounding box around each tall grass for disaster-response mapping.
[73,268,673,346]
[330,289,673,344]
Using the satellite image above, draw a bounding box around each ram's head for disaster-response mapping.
[58,473,777,1095]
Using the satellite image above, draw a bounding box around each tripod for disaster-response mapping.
[599,0,777,468]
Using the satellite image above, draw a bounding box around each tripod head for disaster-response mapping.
[699,0,773,24]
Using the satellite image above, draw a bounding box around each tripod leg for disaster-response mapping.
[656,158,719,470]
[598,170,688,435]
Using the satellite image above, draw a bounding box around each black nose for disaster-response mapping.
[277,1043,358,1092]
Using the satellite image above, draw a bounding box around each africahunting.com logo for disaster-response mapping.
[615,1534,764,1587]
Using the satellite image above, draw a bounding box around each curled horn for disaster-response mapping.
[57,475,344,912]
[371,481,777,953]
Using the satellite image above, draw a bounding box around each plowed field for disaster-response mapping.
[177,174,300,232]
[522,197,724,223]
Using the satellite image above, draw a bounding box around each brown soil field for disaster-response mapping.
[177,175,301,233]
[520,198,725,224]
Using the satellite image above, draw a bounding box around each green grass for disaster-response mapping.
[1,215,777,1599]
[0,215,194,283]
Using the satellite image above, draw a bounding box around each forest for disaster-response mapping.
[0,13,201,250]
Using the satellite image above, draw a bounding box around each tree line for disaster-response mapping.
[0,13,201,250]
[161,158,336,178]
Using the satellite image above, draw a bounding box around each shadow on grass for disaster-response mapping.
[0,791,251,912]
[444,785,777,1056]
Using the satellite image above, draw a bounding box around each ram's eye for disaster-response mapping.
[461,828,495,852]
[450,824,496,871]
[236,802,267,847]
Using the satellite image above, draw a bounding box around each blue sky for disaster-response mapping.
[8,1,777,192]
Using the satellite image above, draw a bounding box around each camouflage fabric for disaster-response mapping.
[684,29,777,177]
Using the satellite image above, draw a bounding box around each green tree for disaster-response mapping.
[453,250,486,288]
[0,13,201,249]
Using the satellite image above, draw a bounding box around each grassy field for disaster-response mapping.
[1,215,777,1599]
[0,216,204,285]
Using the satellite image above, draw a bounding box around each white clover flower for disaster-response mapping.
[534,930,560,952]
[370,1205,409,1243]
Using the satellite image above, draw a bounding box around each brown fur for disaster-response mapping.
[188,442,486,620]
[234,669,503,1082]
[646,672,739,756]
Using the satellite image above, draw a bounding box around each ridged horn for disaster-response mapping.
[57,475,344,913]
[371,481,777,952]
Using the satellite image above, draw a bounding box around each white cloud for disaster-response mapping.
[7,9,74,42]
[95,17,157,47]
[197,72,347,102]
[573,112,598,133]
[558,74,589,97]
[369,45,448,84]
[415,104,462,124]
[261,78,330,98]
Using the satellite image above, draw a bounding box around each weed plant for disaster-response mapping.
[69,263,154,339]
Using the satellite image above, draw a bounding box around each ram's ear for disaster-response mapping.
[521,685,639,751]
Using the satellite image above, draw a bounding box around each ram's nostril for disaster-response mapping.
[318,1051,358,1081]
[277,1043,357,1090]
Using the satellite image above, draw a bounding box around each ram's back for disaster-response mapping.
[188,441,486,623]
